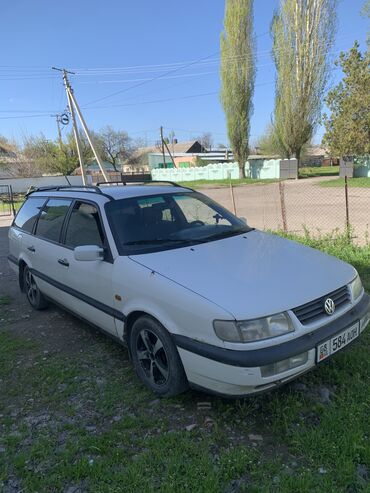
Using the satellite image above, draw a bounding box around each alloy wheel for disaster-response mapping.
[25,269,38,306]
[136,329,169,386]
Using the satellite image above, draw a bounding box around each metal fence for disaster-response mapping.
[203,177,369,244]
[0,185,15,216]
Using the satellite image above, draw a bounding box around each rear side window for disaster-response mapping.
[35,199,72,243]
[65,202,104,248]
[14,197,46,233]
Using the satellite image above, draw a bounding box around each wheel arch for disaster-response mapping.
[124,310,171,356]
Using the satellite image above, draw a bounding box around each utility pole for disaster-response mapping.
[163,139,176,168]
[160,126,166,169]
[159,126,176,168]
[51,114,63,148]
[52,67,109,184]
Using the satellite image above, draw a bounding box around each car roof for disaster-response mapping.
[27,184,194,202]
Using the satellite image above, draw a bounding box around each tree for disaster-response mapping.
[322,43,370,156]
[271,0,337,174]
[196,132,214,150]
[255,125,289,158]
[93,126,133,172]
[361,0,370,45]
[23,132,93,176]
[220,0,255,178]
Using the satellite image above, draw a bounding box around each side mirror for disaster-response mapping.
[239,216,247,224]
[74,245,104,261]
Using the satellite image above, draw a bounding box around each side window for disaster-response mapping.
[64,202,104,248]
[35,199,72,243]
[14,197,46,233]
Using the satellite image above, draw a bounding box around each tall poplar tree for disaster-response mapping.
[271,0,337,173]
[220,0,255,179]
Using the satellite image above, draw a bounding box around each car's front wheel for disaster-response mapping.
[24,266,48,310]
[129,316,188,397]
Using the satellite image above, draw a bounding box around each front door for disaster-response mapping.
[56,200,118,336]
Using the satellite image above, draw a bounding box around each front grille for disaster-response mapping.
[293,285,350,325]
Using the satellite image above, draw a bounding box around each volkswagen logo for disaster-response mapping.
[324,298,335,315]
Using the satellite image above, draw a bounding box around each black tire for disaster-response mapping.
[23,265,48,310]
[129,316,188,397]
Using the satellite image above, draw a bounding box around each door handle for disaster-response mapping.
[58,258,69,267]
[27,246,35,252]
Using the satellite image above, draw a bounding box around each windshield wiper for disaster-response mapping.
[123,238,206,246]
[203,227,254,242]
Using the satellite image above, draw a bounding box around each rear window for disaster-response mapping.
[13,197,46,233]
[35,199,72,243]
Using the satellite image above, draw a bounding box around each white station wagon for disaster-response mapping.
[8,182,370,397]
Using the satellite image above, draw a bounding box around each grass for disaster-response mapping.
[319,177,370,188]
[0,232,369,492]
[180,178,278,188]
[298,166,339,179]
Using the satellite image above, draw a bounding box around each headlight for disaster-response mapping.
[349,273,363,302]
[213,312,294,343]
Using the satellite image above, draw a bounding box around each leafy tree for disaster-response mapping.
[23,132,93,176]
[361,0,370,45]
[255,125,289,158]
[220,0,255,178]
[322,43,370,156]
[271,0,337,174]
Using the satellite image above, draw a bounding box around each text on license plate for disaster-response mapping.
[317,322,360,363]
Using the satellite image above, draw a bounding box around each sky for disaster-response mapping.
[0,0,368,148]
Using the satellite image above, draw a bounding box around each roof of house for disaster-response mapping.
[132,140,204,158]
[305,145,329,157]
[171,140,204,153]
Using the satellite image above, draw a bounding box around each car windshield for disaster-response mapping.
[105,191,253,255]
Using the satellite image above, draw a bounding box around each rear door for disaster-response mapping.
[55,200,118,336]
[30,198,75,309]
[9,196,46,273]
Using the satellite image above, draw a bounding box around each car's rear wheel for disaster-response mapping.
[129,316,188,397]
[24,266,48,310]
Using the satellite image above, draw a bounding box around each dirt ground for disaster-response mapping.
[0,217,108,356]
[0,203,369,491]
[202,177,370,241]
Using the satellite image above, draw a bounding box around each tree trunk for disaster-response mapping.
[294,147,301,179]
[239,162,246,179]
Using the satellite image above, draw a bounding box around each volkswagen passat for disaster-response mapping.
[8,182,370,397]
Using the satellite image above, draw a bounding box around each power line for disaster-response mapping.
[82,50,221,107]
[0,114,53,120]
[85,81,275,111]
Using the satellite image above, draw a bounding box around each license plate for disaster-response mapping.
[316,322,360,363]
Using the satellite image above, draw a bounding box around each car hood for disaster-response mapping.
[130,230,356,320]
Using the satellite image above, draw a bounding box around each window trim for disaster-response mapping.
[34,197,74,244]
[60,198,113,263]
[12,197,47,234]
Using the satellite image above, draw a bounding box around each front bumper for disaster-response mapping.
[175,293,370,396]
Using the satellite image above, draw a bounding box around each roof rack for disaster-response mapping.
[96,180,183,187]
[25,185,114,200]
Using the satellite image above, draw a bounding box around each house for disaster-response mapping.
[126,140,207,171]
[301,146,339,167]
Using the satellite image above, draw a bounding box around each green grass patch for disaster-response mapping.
[319,177,370,188]
[0,232,369,492]
[0,295,11,305]
[299,166,339,178]
[181,178,278,188]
